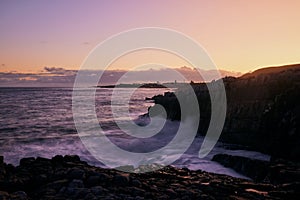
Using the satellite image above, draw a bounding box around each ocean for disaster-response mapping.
[0,87,269,179]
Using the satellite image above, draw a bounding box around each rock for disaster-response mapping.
[0,156,3,165]
[52,168,67,180]
[148,65,300,160]
[45,179,69,191]
[62,187,78,196]
[0,158,5,179]
[11,191,28,200]
[39,188,56,196]
[60,187,90,198]
[97,173,110,182]
[131,179,142,187]
[135,196,145,200]
[90,186,105,195]
[113,174,130,186]
[115,165,135,172]
[212,154,269,181]
[84,192,96,200]
[165,188,176,198]
[269,158,300,184]
[86,176,101,187]
[281,182,300,191]
[68,179,84,188]
[0,191,9,199]
[130,187,145,196]
[19,157,35,166]
[36,157,51,163]
[0,155,298,199]
[67,168,86,180]
[34,174,48,185]
[51,155,64,163]
[64,155,81,163]
[73,188,90,199]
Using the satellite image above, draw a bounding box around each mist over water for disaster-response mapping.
[0,87,269,179]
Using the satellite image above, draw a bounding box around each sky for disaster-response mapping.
[1,0,300,77]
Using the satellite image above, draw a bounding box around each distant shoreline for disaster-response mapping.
[97,83,175,88]
[97,82,204,88]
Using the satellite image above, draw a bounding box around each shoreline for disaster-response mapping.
[0,155,299,199]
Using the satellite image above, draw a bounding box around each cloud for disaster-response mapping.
[0,67,77,87]
[0,66,241,87]
[44,67,76,76]
[44,66,64,73]
[82,42,90,45]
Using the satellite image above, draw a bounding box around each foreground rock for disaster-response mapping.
[212,154,270,182]
[213,154,300,186]
[0,155,299,199]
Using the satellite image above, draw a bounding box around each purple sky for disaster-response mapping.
[1,0,300,86]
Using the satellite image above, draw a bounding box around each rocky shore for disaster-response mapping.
[0,155,299,200]
[149,64,300,160]
[212,154,300,184]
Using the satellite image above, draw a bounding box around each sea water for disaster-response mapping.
[0,87,270,179]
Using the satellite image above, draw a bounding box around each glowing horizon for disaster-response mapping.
[1,0,300,74]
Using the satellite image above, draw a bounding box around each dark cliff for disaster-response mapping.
[150,64,300,160]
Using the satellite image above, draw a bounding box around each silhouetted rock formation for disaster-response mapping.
[149,64,300,160]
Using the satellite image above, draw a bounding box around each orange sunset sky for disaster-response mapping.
[1,0,300,74]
